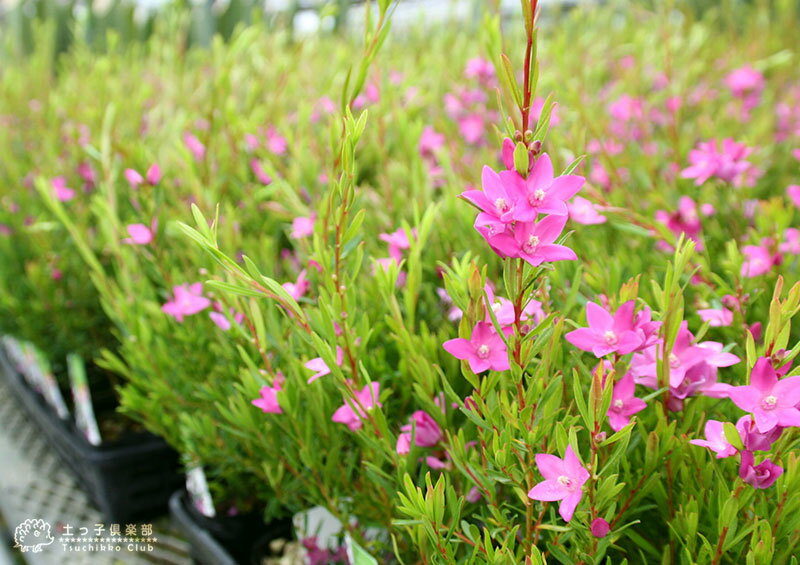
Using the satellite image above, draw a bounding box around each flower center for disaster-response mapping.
[761,395,777,410]
[494,197,509,213]
[528,189,546,206]
[557,475,575,490]
[522,235,540,255]
[476,345,490,359]
[603,330,618,345]
[613,399,624,410]
[669,353,680,369]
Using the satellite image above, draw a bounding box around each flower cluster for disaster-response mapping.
[462,148,584,266]
[681,138,761,188]
[566,301,743,430]
[442,282,544,374]
[690,357,800,488]
[631,322,740,411]
[655,196,710,252]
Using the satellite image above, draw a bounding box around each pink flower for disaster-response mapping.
[266,127,287,155]
[459,114,485,145]
[697,307,733,327]
[123,223,154,245]
[443,321,509,373]
[780,228,800,255]
[146,163,161,186]
[245,133,260,151]
[787,185,800,208]
[741,245,777,277]
[77,162,96,186]
[590,518,610,538]
[724,65,764,98]
[700,203,715,216]
[252,382,282,414]
[124,168,144,188]
[209,312,231,330]
[738,451,782,489]
[484,286,543,328]
[396,411,443,454]
[632,323,730,389]
[331,382,381,431]
[352,83,380,110]
[487,215,577,266]
[461,166,520,223]
[608,94,645,122]
[305,347,344,384]
[311,97,336,122]
[209,303,244,331]
[793,149,800,161]
[681,138,758,187]
[464,57,495,86]
[419,126,445,157]
[728,357,800,433]
[655,196,703,250]
[52,177,75,202]
[465,487,482,503]
[587,139,624,156]
[608,95,647,140]
[249,159,271,185]
[184,133,206,161]
[589,162,612,191]
[302,538,348,565]
[282,270,309,301]
[736,415,781,452]
[689,420,738,458]
[504,154,584,222]
[291,215,315,239]
[527,445,589,522]
[607,373,646,431]
[673,341,740,402]
[568,196,606,225]
[380,228,414,263]
[565,301,647,357]
[162,283,211,322]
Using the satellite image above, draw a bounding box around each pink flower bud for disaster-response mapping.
[591,518,611,538]
[146,163,161,186]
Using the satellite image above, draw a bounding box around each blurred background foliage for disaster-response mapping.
[7,0,796,65]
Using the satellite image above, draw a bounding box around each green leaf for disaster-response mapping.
[347,535,378,565]
[723,422,744,451]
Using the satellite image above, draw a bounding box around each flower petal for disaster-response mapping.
[527,480,567,502]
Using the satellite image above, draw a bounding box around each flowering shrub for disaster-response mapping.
[2,0,800,562]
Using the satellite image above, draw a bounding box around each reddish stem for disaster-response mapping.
[520,1,538,133]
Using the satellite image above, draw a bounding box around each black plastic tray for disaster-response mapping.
[169,490,293,565]
[0,346,183,524]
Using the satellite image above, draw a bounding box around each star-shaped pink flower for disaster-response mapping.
[527,446,589,522]
[728,357,800,433]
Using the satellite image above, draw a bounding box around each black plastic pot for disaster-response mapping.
[169,490,293,565]
[0,346,182,524]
